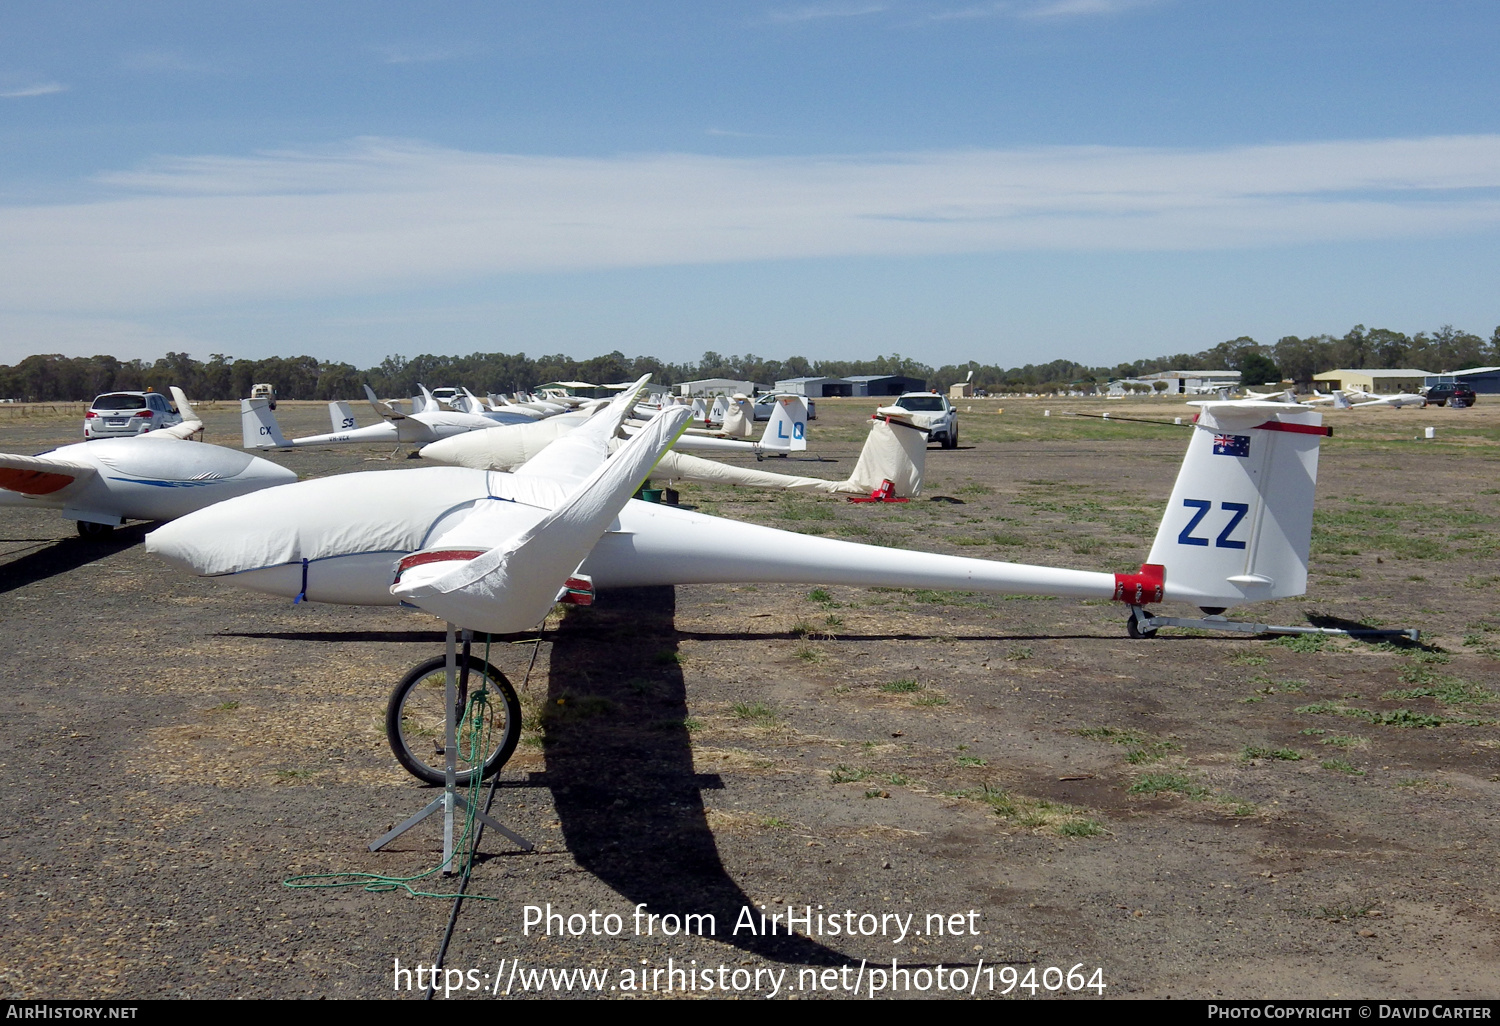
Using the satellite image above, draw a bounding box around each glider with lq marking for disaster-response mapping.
[148,395,1396,646]
[0,388,297,538]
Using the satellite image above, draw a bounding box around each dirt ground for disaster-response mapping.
[1,394,1497,1000]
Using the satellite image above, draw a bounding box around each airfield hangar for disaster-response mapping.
[774,374,927,397]
[1312,368,1435,394]
[1425,366,1500,394]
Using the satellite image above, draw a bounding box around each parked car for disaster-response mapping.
[1421,383,1478,408]
[428,387,463,410]
[83,391,182,439]
[893,392,958,448]
[752,394,817,421]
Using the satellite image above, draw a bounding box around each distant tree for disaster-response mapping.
[1236,352,1281,388]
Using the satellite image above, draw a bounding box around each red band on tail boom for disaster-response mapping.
[1113,563,1165,605]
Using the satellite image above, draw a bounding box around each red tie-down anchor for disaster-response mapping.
[848,479,908,504]
[1112,563,1165,605]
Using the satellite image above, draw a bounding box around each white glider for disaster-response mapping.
[2,388,296,538]
[148,400,1330,632]
[425,403,926,498]
[241,383,541,450]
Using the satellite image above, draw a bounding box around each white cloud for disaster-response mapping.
[2,135,1500,313]
[1019,0,1153,18]
[0,82,66,98]
[767,3,890,24]
[372,43,483,65]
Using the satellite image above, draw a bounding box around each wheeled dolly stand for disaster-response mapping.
[1126,605,1419,642]
[369,625,533,871]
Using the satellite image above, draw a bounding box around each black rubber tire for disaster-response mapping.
[385,654,522,786]
[1125,611,1157,639]
[75,520,115,541]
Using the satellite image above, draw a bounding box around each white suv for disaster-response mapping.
[84,391,182,439]
[893,392,958,448]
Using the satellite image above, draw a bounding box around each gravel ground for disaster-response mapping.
[1,396,1497,1000]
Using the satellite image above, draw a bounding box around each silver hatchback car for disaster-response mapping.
[84,391,183,439]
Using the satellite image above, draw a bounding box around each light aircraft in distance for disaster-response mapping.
[150,393,1331,635]
[1,388,296,538]
[242,384,549,451]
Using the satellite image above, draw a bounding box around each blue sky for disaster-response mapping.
[2,1,1499,368]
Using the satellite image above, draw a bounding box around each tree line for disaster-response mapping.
[1,324,1495,401]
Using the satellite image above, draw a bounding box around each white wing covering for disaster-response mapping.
[391,407,692,634]
[1146,400,1324,607]
[846,414,926,497]
[721,396,755,438]
[649,448,853,492]
[0,452,92,497]
[147,467,496,578]
[644,413,924,497]
[511,374,650,487]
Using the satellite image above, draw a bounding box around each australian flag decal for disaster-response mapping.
[1213,433,1251,457]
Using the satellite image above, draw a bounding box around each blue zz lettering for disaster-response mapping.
[1177,499,1249,549]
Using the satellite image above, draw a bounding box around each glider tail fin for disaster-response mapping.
[329,401,357,432]
[161,387,205,440]
[1141,401,1328,610]
[758,396,809,453]
[241,398,289,449]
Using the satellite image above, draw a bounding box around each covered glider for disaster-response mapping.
[147,399,1372,641]
[0,387,296,538]
[422,403,926,499]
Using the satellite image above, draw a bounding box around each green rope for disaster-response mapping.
[284,667,500,901]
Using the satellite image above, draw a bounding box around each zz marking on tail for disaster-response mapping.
[1179,498,1250,549]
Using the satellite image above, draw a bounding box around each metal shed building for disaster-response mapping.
[774,376,853,397]
[1426,366,1500,394]
[842,374,928,396]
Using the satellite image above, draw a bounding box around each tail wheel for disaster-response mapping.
[75,520,115,541]
[385,654,522,786]
[1125,609,1157,639]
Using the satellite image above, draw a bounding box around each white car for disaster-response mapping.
[83,391,183,440]
[752,393,817,421]
[893,392,958,448]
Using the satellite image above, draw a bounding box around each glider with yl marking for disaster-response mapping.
[1,388,296,539]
